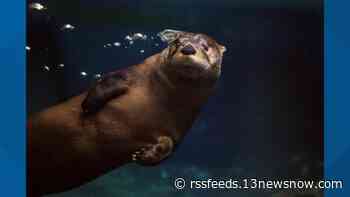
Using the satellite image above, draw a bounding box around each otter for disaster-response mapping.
[28,30,226,196]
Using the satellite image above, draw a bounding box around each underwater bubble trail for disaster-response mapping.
[40,31,166,78]
[103,32,161,51]
[125,33,147,42]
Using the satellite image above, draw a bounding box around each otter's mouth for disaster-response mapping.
[170,44,212,74]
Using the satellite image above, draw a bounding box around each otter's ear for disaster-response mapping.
[81,70,129,115]
[219,45,226,54]
[158,29,182,43]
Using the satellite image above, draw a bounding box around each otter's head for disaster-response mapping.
[159,30,226,82]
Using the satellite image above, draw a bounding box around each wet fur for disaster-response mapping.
[28,32,224,196]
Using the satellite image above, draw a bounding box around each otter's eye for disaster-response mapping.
[202,43,209,51]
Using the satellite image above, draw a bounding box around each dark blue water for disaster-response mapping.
[27,0,323,196]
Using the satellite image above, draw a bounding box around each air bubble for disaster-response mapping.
[80,72,87,77]
[113,42,121,47]
[140,50,145,54]
[26,46,31,51]
[58,64,64,68]
[61,24,75,31]
[94,74,102,80]
[104,43,112,48]
[133,33,147,40]
[43,66,50,71]
[29,3,46,11]
[125,33,148,42]
[125,35,133,41]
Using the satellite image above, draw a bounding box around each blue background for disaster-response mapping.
[325,0,350,196]
[0,0,25,196]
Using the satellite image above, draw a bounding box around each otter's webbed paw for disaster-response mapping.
[82,69,130,115]
[132,136,174,166]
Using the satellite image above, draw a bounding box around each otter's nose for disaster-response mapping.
[181,45,196,55]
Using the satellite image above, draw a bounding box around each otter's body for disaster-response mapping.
[28,30,225,196]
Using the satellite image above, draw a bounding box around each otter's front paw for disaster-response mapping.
[132,136,174,166]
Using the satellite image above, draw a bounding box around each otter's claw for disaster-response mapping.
[132,136,174,166]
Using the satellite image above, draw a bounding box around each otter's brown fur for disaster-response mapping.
[28,31,225,196]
